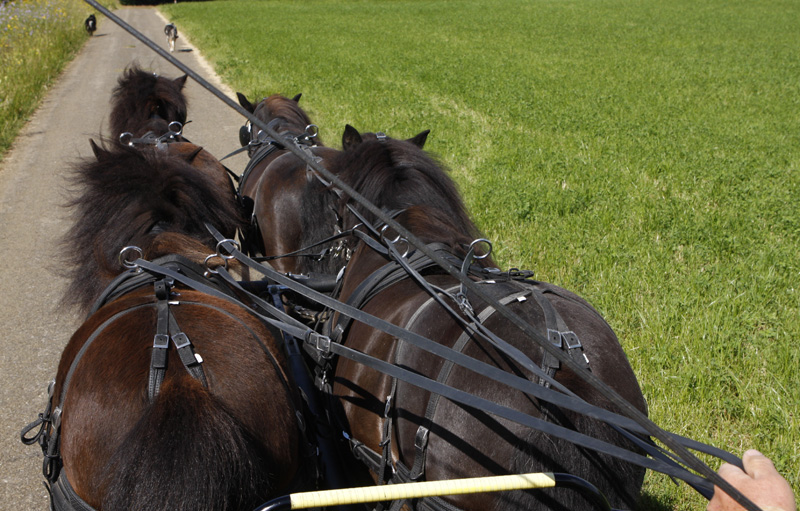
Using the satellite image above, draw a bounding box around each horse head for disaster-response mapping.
[64,141,246,313]
[236,92,322,152]
[109,66,188,143]
[333,125,488,263]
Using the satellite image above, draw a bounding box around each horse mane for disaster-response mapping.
[255,94,323,145]
[108,65,188,140]
[61,142,245,312]
[333,135,490,261]
[296,176,342,274]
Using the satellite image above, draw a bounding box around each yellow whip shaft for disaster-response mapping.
[292,472,555,508]
[254,472,614,511]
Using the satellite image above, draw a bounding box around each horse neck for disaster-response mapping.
[167,142,234,193]
[335,242,393,306]
[239,147,289,199]
[334,207,498,305]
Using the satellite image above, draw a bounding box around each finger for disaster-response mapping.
[718,462,747,481]
[741,449,777,479]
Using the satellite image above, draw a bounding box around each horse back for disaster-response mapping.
[56,287,301,508]
[333,273,646,510]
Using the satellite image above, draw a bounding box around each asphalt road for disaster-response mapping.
[0,8,250,509]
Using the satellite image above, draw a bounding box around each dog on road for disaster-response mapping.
[85,14,96,36]
[164,23,178,52]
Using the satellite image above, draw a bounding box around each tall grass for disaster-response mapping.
[0,0,95,159]
[162,1,799,508]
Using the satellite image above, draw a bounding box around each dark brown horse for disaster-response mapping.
[108,65,188,143]
[35,143,310,510]
[263,125,649,510]
[107,66,237,205]
[235,93,343,274]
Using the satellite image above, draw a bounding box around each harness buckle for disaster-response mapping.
[172,332,191,349]
[548,329,563,347]
[562,331,582,349]
[50,407,62,430]
[308,332,332,357]
[383,394,394,418]
[153,333,170,349]
[455,291,474,316]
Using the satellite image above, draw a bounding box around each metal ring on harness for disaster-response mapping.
[167,120,183,136]
[304,124,319,139]
[215,238,240,260]
[380,224,403,245]
[469,238,492,260]
[118,246,143,269]
[203,253,228,275]
[119,132,134,146]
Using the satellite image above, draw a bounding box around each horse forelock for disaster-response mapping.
[62,145,244,312]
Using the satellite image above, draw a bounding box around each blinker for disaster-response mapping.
[239,123,251,147]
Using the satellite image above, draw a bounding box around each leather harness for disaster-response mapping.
[21,256,312,511]
[303,227,592,510]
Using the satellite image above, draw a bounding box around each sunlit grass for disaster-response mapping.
[0,0,97,159]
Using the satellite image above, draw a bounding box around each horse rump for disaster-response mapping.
[508,410,645,511]
[101,377,274,511]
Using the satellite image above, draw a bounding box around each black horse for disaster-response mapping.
[260,124,649,510]
[235,92,343,274]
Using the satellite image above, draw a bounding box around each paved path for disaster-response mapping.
[0,8,249,509]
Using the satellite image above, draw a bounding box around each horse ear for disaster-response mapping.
[342,124,363,151]
[292,93,302,103]
[89,139,106,161]
[237,92,255,113]
[186,145,205,163]
[174,74,188,89]
[408,129,430,149]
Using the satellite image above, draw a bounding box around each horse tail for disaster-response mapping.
[102,376,273,511]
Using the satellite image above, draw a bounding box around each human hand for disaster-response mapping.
[708,450,796,511]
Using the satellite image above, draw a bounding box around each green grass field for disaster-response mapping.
[162,1,798,508]
[0,0,99,159]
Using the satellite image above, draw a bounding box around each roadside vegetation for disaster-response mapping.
[0,0,100,159]
[163,1,798,508]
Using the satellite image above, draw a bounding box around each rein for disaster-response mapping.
[202,225,739,494]
[74,3,762,509]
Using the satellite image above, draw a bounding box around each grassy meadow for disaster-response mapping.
[162,0,799,508]
[0,0,101,158]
